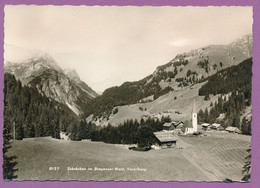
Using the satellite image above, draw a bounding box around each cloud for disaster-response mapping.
[168,39,190,47]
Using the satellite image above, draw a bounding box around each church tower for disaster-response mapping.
[192,100,197,132]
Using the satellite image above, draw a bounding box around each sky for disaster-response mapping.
[4,6,253,92]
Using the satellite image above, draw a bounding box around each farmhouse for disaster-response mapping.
[163,122,175,131]
[211,123,224,131]
[154,131,177,149]
[174,121,184,129]
[201,123,210,130]
[225,126,242,134]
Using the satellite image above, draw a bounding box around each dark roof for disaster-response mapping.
[175,121,184,126]
[201,123,210,127]
[184,120,193,128]
[154,132,177,142]
[163,122,173,127]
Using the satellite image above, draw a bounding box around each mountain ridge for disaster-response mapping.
[4,54,99,115]
[82,34,252,125]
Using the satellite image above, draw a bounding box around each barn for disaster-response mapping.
[174,121,184,129]
[153,132,177,149]
[201,123,210,130]
[211,123,224,131]
[163,122,175,131]
[225,126,242,134]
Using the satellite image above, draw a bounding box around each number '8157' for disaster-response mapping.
[49,167,59,170]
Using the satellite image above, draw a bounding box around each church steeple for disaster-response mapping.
[192,99,196,114]
[192,99,197,132]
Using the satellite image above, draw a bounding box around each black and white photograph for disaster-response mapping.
[3,5,253,182]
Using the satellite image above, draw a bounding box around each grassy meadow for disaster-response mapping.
[7,132,250,182]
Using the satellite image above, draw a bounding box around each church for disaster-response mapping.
[184,100,198,134]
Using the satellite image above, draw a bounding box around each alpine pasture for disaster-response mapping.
[7,131,250,181]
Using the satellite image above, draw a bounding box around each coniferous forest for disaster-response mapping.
[197,58,252,135]
[4,73,77,140]
[82,77,173,119]
[69,117,171,147]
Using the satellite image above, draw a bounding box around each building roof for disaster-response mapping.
[225,126,242,133]
[175,121,184,126]
[163,122,173,127]
[202,123,210,127]
[211,123,221,128]
[184,120,193,128]
[154,132,177,142]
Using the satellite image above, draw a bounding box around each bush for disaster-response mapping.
[113,108,119,115]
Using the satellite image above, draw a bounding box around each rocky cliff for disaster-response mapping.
[4,53,98,115]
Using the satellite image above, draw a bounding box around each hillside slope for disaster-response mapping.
[83,34,252,122]
[91,58,252,128]
[87,82,220,126]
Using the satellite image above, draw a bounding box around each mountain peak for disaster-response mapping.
[229,33,252,46]
[64,68,81,82]
[5,52,99,115]
[23,53,63,72]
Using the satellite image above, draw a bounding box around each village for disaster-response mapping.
[152,100,243,150]
[60,100,243,152]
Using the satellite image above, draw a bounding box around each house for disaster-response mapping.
[225,126,242,134]
[201,123,210,130]
[154,131,177,149]
[163,122,175,131]
[174,121,184,129]
[211,123,224,131]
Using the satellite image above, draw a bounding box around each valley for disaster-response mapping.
[3,33,253,182]
[88,82,221,126]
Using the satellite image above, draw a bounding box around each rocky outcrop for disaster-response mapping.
[4,53,98,115]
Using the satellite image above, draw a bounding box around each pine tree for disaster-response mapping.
[15,122,24,140]
[198,109,204,123]
[242,147,251,181]
[204,108,209,122]
[232,116,240,129]
[3,119,18,180]
[135,125,155,148]
[51,119,60,139]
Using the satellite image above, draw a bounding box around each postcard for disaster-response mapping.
[1,1,259,188]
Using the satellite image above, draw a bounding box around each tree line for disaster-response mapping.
[4,73,77,140]
[70,117,172,147]
[197,58,252,135]
[198,58,252,97]
[82,72,174,119]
